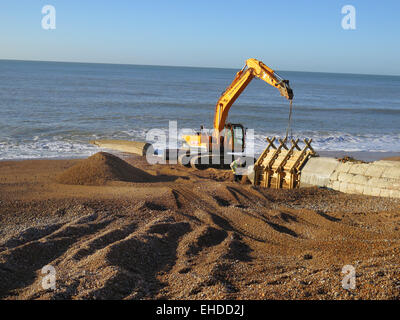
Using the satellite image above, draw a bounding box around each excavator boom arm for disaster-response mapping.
[213,58,293,132]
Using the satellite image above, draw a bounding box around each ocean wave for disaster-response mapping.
[252,132,400,153]
[0,140,99,160]
[1,130,399,160]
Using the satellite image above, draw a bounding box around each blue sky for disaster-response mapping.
[1,0,399,75]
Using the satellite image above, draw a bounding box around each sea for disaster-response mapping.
[0,60,399,161]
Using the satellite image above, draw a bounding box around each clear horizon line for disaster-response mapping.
[1,58,399,78]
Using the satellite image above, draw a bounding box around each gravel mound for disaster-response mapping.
[56,152,153,185]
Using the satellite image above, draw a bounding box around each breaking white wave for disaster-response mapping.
[0,139,99,160]
[1,130,399,160]
[253,132,400,153]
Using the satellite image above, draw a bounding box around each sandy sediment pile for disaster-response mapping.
[56,152,153,185]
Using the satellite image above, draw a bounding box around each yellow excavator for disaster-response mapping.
[178,58,294,169]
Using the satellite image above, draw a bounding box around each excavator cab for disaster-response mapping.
[224,123,245,153]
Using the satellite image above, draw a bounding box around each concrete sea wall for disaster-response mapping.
[300,157,400,198]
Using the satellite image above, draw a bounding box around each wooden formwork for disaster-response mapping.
[253,137,316,189]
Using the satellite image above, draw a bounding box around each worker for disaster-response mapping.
[230,158,245,182]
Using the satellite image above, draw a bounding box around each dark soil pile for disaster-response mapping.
[56,152,153,185]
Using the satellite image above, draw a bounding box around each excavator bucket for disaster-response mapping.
[252,137,316,189]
